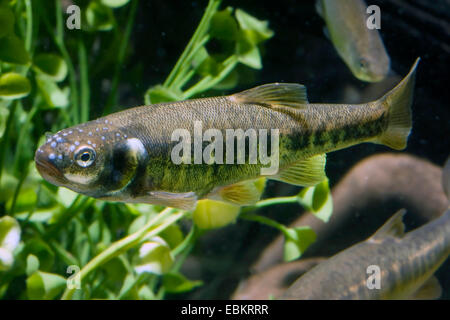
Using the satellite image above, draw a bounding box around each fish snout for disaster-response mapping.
[35,145,66,186]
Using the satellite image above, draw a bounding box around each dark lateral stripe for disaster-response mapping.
[333,116,387,145]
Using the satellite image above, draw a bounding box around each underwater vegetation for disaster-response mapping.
[0,0,448,300]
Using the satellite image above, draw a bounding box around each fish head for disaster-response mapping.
[349,45,390,83]
[35,118,147,198]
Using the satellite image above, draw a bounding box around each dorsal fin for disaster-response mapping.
[370,209,406,241]
[229,83,308,109]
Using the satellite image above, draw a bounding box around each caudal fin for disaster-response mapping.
[377,58,420,150]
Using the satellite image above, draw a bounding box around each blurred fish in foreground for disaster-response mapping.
[281,157,450,300]
[316,0,391,82]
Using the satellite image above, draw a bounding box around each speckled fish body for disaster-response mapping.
[317,0,391,82]
[281,209,450,300]
[35,59,419,210]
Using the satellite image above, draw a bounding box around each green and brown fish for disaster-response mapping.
[316,0,391,82]
[34,59,419,210]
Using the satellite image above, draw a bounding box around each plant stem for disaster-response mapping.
[24,0,33,52]
[61,207,184,300]
[171,35,210,90]
[182,55,238,98]
[44,195,90,239]
[163,0,221,88]
[239,212,287,234]
[240,195,300,214]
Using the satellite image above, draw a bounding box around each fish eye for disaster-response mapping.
[74,147,96,167]
[359,58,369,70]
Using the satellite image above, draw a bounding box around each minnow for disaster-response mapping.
[316,0,391,82]
[281,156,450,300]
[34,59,419,210]
[281,209,449,300]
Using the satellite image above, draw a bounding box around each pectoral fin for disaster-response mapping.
[142,191,198,211]
[409,276,442,300]
[229,83,308,109]
[272,154,327,186]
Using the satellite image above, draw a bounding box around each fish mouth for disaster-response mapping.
[35,151,66,186]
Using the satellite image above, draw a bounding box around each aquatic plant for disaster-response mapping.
[0,0,332,299]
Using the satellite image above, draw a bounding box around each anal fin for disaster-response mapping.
[214,179,264,206]
[410,276,442,300]
[272,154,327,186]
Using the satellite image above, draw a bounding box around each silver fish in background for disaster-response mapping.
[281,158,450,300]
[316,0,391,82]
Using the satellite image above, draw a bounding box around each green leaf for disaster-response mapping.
[117,273,137,299]
[33,53,68,82]
[24,239,55,272]
[0,6,15,38]
[144,85,183,104]
[0,35,30,64]
[162,272,203,293]
[212,68,238,90]
[283,226,316,262]
[134,237,174,275]
[210,7,238,41]
[297,179,333,223]
[26,254,40,276]
[57,188,78,208]
[0,72,31,99]
[159,224,184,249]
[192,199,241,229]
[191,46,209,69]
[26,271,67,300]
[85,1,115,31]
[14,207,60,223]
[195,55,223,77]
[0,216,21,252]
[100,0,130,8]
[138,285,155,300]
[103,257,127,282]
[236,34,262,69]
[128,214,148,235]
[35,75,69,108]
[6,185,38,213]
[235,9,274,44]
